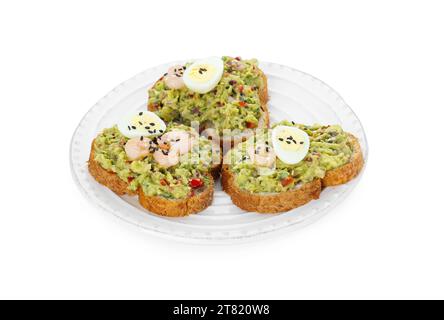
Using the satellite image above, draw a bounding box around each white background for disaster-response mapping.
[1,0,443,300]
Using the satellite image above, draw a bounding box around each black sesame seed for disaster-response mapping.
[159,129,164,133]
[131,126,137,130]
[279,138,284,141]
[286,141,291,144]
[139,112,143,116]
[150,123,155,126]
[300,141,304,144]
[128,126,131,130]
[145,126,150,130]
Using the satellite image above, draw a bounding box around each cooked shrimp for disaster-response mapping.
[124,137,151,161]
[247,143,276,167]
[153,149,179,168]
[164,65,185,89]
[159,130,196,155]
[228,59,245,71]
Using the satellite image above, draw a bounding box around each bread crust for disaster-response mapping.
[138,174,214,217]
[88,141,136,196]
[210,164,222,180]
[258,69,270,127]
[322,134,364,187]
[221,165,321,213]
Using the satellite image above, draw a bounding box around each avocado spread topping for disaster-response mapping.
[93,124,217,199]
[225,121,353,193]
[148,56,264,131]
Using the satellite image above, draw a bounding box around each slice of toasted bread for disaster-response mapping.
[89,139,219,216]
[221,133,364,213]
[138,174,214,217]
[88,140,136,196]
[321,133,364,187]
[222,165,321,213]
[148,65,270,148]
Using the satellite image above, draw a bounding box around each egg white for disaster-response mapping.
[272,125,310,165]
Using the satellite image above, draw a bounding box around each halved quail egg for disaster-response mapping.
[117,110,166,139]
[272,125,310,165]
[183,57,224,94]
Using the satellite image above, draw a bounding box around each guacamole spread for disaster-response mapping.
[148,57,264,131]
[225,122,353,193]
[93,124,216,199]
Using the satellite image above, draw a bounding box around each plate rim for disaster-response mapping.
[70,60,369,244]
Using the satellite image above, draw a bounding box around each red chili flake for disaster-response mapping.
[246,121,257,129]
[238,85,244,93]
[281,177,295,187]
[189,178,204,188]
[235,56,241,61]
[160,179,169,186]
[239,101,247,107]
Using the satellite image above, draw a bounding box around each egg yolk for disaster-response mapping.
[130,114,163,132]
[277,129,305,152]
[188,64,217,83]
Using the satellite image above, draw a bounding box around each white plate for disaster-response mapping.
[70,61,368,244]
